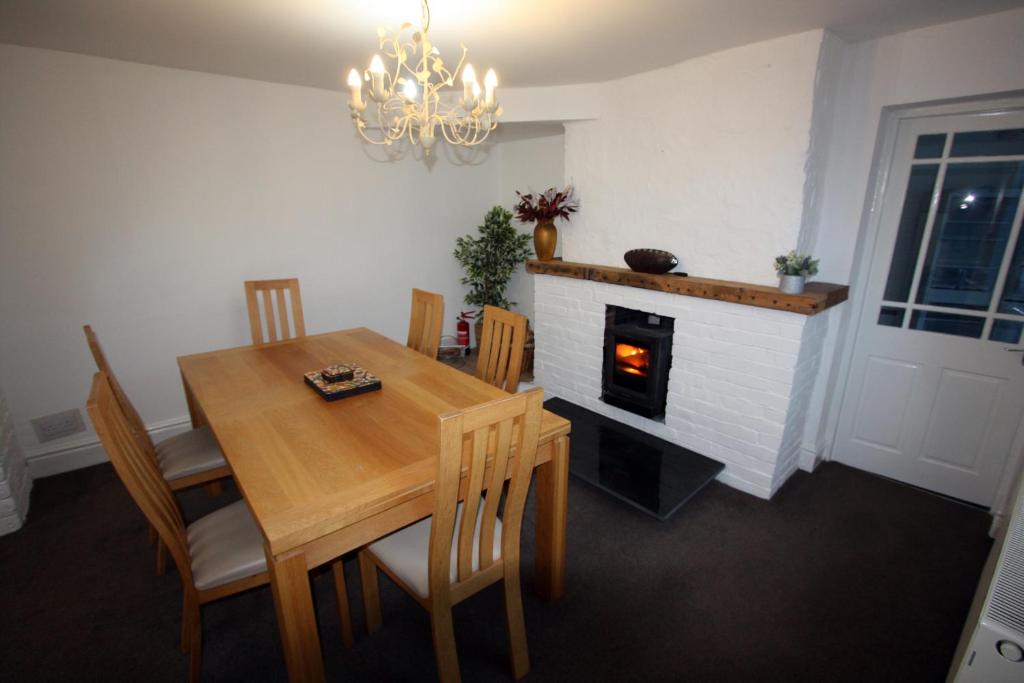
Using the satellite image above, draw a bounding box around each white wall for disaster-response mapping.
[497,127,566,325]
[808,8,1024,469]
[562,30,826,285]
[0,44,504,473]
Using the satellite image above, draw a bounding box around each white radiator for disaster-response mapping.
[952,477,1024,682]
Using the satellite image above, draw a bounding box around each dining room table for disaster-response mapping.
[177,327,571,682]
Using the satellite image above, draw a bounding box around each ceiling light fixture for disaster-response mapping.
[346,0,501,154]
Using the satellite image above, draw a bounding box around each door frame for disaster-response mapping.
[824,92,1024,526]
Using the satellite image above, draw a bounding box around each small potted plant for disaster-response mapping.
[514,185,579,261]
[454,206,533,346]
[774,250,820,294]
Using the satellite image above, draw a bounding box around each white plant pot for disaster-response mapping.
[779,274,806,294]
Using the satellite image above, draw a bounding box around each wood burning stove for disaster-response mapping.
[602,306,674,419]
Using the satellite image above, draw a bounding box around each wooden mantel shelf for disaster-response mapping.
[526,260,848,316]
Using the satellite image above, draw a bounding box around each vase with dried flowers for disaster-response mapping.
[514,185,580,261]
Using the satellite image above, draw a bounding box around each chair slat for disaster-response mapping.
[457,426,489,581]
[479,417,513,568]
[275,287,289,338]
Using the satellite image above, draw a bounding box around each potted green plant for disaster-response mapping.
[773,250,820,294]
[454,206,533,346]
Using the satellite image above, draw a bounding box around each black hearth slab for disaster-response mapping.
[545,398,724,520]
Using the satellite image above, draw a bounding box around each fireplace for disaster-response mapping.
[602,305,674,419]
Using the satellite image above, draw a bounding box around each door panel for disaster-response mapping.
[834,107,1024,507]
[851,356,919,453]
[919,369,1002,471]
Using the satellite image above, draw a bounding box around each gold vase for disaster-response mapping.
[533,219,557,261]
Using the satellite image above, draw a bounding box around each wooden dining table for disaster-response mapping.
[177,328,571,682]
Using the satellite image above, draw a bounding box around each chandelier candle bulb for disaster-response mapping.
[347,69,365,111]
[484,69,497,109]
[368,54,386,99]
[462,64,477,105]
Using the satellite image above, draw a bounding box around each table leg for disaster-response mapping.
[534,435,569,601]
[267,547,325,683]
[180,370,206,428]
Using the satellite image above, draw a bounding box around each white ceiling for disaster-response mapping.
[1,0,1022,90]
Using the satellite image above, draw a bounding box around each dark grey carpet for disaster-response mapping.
[0,461,991,682]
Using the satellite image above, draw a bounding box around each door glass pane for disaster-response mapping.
[883,165,939,302]
[997,225,1024,316]
[914,134,946,159]
[909,311,984,338]
[878,306,905,327]
[990,320,1023,344]
[915,162,1024,310]
[950,128,1024,157]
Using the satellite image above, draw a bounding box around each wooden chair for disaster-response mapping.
[475,305,528,394]
[84,325,232,573]
[407,288,444,359]
[244,278,305,345]
[358,388,544,683]
[88,371,353,682]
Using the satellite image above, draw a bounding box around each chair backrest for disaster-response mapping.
[83,325,155,450]
[475,305,528,393]
[244,278,306,345]
[428,388,544,599]
[407,288,444,359]
[87,371,194,588]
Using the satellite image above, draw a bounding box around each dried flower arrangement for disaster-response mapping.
[513,186,580,223]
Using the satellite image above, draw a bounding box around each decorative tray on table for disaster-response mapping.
[303,363,381,401]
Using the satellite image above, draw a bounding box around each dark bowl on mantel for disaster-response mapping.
[624,249,679,274]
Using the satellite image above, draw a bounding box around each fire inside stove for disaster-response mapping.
[615,343,650,377]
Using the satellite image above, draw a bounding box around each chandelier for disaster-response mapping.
[346,0,501,154]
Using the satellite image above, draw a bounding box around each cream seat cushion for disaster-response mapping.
[155,425,227,481]
[368,500,502,599]
[187,500,266,591]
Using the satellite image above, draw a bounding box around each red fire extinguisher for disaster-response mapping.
[456,311,472,350]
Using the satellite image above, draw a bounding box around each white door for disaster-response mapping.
[834,108,1024,506]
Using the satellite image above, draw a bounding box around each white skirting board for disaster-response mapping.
[24,417,193,478]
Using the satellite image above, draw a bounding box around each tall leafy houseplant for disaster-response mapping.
[454,206,533,311]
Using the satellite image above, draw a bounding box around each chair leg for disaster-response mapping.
[156,539,167,576]
[180,594,191,654]
[182,589,201,679]
[502,569,531,679]
[185,594,202,683]
[204,481,223,497]
[331,560,355,649]
[430,604,461,683]
[148,523,157,545]
[358,551,382,634]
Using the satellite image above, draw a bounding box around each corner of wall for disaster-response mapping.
[0,387,33,535]
[796,30,848,255]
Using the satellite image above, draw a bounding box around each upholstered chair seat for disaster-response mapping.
[156,425,227,481]
[187,500,267,591]
[367,500,502,599]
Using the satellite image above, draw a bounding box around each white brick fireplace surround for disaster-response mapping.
[532,272,839,499]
